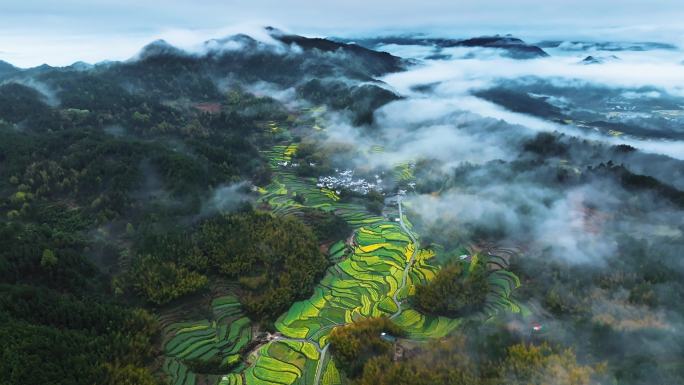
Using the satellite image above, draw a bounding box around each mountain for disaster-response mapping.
[474,87,565,120]
[269,29,403,75]
[580,55,620,65]
[112,29,404,98]
[538,40,678,52]
[0,82,51,123]
[135,39,189,60]
[337,34,549,59]
[68,61,94,71]
[448,36,549,58]
[0,28,403,127]
[0,60,20,78]
[131,28,404,79]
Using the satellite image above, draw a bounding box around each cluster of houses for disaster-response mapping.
[277,161,299,167]
[316,169,383,195]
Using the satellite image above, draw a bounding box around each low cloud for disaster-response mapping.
[4,78,60,106]
[372,51,684,160]
[202,182,253,215]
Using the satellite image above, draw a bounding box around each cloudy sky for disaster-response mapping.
[2,0,683,67]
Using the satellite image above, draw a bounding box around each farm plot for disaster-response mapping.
[163,296,252,385]
[218,374,244,385]
[392,161,415,184]
[320,359,343,385]
[264,144,299,168]
[275,223,411,344]
[235,142,523,385]
[245,340,320,385]
[261,177,381,228]
[328,241,348,263]
[479,255,522,316]
[262,143,488,342]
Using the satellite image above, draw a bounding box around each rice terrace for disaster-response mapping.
[160,111,523,385]
[5,4,683,384]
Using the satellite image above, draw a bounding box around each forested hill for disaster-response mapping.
[0,29,401,385]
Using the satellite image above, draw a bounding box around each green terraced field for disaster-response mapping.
[164,140,523,385]
[273,222,441,346]
[245,340,320,385]
[328,241,348,263]
[320,359,342,385]
[392,162,415,183]
[163,296,252,385]
[241,142,523,384]
[218,374,243,385]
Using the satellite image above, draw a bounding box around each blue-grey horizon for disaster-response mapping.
[1,0,683,67]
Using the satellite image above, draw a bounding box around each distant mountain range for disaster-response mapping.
[537,40,678,52]
[0,27,406,126]
[1,27,405,81]
[336,34,549,59]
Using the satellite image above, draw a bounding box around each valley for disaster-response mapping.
[1,21,683,385]
[160,116,521,385]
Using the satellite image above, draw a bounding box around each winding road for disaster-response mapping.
[311,344,329,385]
[391,194,419,319]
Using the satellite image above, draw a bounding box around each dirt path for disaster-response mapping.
[312,344,329,385]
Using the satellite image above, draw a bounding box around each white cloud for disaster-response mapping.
[376,52,684,161]
[2,1,684,66]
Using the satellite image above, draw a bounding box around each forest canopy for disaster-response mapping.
[128,210,329,321]
[413,259,490,317]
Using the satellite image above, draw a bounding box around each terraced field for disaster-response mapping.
[244,340,321,385]
[162,296,252,385]
[161,136,522,385]
[274,220,448,346]
[239,143,522,384]
[393,161,415,184]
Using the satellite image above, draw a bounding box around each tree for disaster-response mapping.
[497,343,603,385]
[413,259,490,317]
[129,255,208,305]
[103,363,159,385]
[197,211,328,320]
[329,317,405,378]
[355,336,479,385]
[298,208,351,243]
[125,223,135,236]
[355,356,443,385]
[365,200,384,215]
[40,249,58,268]
[354,336,605,385]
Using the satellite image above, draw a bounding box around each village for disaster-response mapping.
[316,169,384,196]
